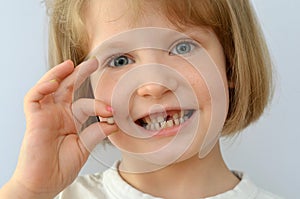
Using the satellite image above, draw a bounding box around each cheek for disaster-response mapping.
[186,62,229,114]
[182,67,211,110]
[91,71,116,102]
[191,80,210,109]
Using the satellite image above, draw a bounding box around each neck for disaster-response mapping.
[118,142,239,199]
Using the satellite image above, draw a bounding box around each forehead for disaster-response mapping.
[84,1,214,54]
[85,0,182,50]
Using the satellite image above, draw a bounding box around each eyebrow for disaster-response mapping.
[86,40,128,59]
[93,41,129,52]
[87,27,211,58]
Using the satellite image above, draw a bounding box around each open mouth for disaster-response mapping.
[135,109,195,131]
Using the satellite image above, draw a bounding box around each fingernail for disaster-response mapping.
[50,79,57,83]
[85,56,96,62]
[106,105,113,112]
[82,56,97,64]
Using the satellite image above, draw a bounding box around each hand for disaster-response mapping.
[1,59,118,198]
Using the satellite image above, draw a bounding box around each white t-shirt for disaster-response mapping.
[55,161,283,199]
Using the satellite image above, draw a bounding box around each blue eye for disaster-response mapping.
[108,55,134,67]
[170,41,196,55]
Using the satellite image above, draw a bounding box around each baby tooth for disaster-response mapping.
[157,116,164,123]
[160,121,166,128]
[145,117,151,124]
[183,116,189,121]
[146,124,150,130]
[174,119,180,125]
[155,123,160,131]
[150,117,157,124]
[180,110,184,117]
[173,113,179,119]
[179,118,185,124]
[150,124,155,131]
[167,120,174,127]
[107,117,115,124]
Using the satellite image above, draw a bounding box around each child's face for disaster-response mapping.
[85,0,229,171]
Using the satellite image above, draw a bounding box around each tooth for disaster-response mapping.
[174,119,180,125]
[146,124,150,130]
[157,116,164,123]
[179,118,184,124]
[160,121,166,128]
[167,120,174,127]
[150,117,157,124]
[145,117,151,124]
[155,123,160,130]
[183,116,189,121]
[107,117,114,124]
[180,110,184,118]
[173,113,179,119]
[150,124,155,131]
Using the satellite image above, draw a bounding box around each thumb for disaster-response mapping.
[78,122,118,156]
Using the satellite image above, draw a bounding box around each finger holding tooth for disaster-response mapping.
[71,98,114,128]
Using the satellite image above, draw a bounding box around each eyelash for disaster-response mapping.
[103,39,199,68]
[103,53,134,68]
[169,39,198,56]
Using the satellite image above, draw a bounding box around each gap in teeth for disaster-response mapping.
[141,110,193,131]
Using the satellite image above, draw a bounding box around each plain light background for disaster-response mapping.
[0,0,299,198]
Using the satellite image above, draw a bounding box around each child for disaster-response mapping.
[0,0,283,198]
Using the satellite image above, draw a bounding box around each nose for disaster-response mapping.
[137,83,169,99]
[136,76,179,99]
[135,50,179,99]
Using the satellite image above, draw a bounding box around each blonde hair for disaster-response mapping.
[45,0,273,136]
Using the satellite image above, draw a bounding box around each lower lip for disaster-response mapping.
[136,112,196,138]
[153,125,183,137]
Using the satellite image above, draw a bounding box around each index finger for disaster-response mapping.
[37,60,75,84]
[53,58,99,102]
[24,60,75,106]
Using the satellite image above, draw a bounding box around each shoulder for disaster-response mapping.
[221,171,284,199]
[255,188,284,199]
[54,172,107,199]
[54,161,160,199]
[206,171,284,199]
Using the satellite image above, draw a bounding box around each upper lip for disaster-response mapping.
[133,106,195,122]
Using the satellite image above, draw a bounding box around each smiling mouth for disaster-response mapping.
[135,110,195,131]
